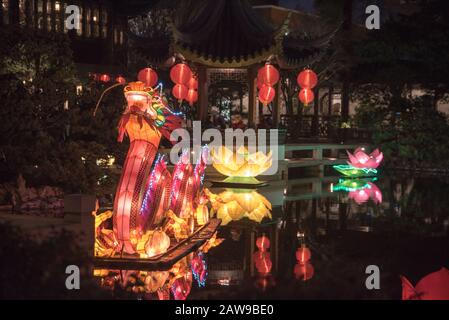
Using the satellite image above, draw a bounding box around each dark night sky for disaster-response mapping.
[278,0,388,24]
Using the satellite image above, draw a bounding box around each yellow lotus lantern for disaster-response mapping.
[211,146,272,185]
[206,188,272,225]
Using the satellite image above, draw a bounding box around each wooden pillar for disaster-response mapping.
[272,82,280,128]
[328,86,333,115]
[249,230,255,277]
[312,87,320,136]
[341,0,353,123]
[197,66,208,123]
[247,66,257,128]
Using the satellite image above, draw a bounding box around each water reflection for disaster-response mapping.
[208,188,272,225]
[191,252,207,288]
[94,254,197,300]
[93,174,449,299]
[332,178,383,204]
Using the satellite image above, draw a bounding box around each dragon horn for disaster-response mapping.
[93,82,124,117]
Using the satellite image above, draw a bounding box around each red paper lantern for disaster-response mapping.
[257,64,280,86]
[256,235,270,251]
[299,88,314,105]
[116,76,126,84]
[170,63,192,85]
[187,77,198,90]
[295,245,311,264]
[254,251,272,275]
[172,84,188,101]
[258,85,276,105]
[138,67,158,87]
[297,69,318,89]
[186,89,198,106]
[99,74,110,83]
[294,262,314,281]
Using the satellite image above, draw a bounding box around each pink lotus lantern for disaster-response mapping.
[347,147,383,169]
[348,182,382,204]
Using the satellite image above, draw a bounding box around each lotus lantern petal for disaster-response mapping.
[348,182,382,204]
[211,146,272,178]
[347,147,383,169]
[208,189,272,225]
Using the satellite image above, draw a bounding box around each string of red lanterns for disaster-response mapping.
[90,73,126,84]
[257,64,280,106]
[170,63,194,102]
[186,76,199,106]
[297,69,318,106]
[93,65,317,110]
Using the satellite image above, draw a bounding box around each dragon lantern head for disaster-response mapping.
[124,81,158,117]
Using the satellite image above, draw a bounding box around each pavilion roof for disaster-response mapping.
[170,0,284,67]
[128,0,336,69]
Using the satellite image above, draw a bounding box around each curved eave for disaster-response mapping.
[167,4,289,69]
[280,49,327,70]
[172,41,282,68]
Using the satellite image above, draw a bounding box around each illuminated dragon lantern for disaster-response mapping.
[94,79,218,258]
[112,81,191,254]
[111,82,176,253]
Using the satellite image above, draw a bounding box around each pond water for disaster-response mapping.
[93,170,449,300]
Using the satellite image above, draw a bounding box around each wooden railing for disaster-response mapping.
[279,115,372,143]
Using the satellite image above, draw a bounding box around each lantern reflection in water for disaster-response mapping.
[294,262,314,281]
[348,182,382,205]
[332,178,383,205]
[93,232,223,297]
[256,235,270,251]
[191,252,208,288]
[206,188,272,225]
[171,272,193,300]
[93,256,196,299]
[253,235,275,291]
[294,244,314,281]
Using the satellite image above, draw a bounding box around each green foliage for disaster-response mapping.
[354,91,449,168]
[0,27,125,194]
[351,0,449,94]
